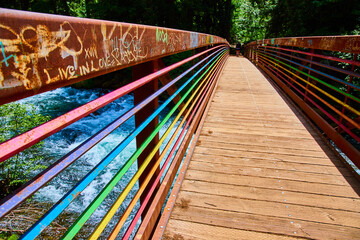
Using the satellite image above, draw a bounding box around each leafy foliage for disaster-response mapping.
[0,103,50,198]
[232,0,360,44]
[1,0,234,40]
[1,0,360,44]
[232,0,277,43]
[266,0,360,38]
[0,231,19,240]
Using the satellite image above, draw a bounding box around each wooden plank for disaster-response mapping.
[197,132,327,152]
[169,206,360,240]
[164,219,303,240]
[177,191,360,228]
[185,170,360,198]
[191,153,351,176]
[204,118,308,130]
[196,138,335,159]
[197,134,336,155]
[206,110,304,122]
[163,56,360,239]
[201,126,318,139]
[193,146,345,167]
[180,179,360,212]
[188,161,357,186]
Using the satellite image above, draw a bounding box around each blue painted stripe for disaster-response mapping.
[0,45,224,219]
[19,48,226,240]
[262,50,360,92]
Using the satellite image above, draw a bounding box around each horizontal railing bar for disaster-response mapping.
[89,52,226,240]
[260,45,360,67]
[255,55,360,168]
[110,53,224,239]
[59,49,226,240]
[109,73,205,238]
[150,53,228,240]
[258,47,360,89]
[0,45,223,164]
[257,52,360,115]
[257,50,360,104]
[245,36,359,168]
[17,49,226,239]
[0,8,228,105]
[133,52,228,240]
[257,53,360,124]
[247,36,360,54]
[257,54,360,139]
[0,45,225,220]
[257,49,360,104]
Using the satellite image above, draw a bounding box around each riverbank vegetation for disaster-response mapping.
[0,103,50,198]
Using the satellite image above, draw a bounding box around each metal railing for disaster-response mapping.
[0,8,229,239]
[244,36,360,171]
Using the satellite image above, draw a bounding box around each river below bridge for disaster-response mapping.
[15,86,180,238]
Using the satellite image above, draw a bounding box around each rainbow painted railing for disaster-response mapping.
[244,36,360,170]
[0,8,229,239]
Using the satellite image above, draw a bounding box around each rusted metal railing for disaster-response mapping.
[244,36,360,171]
[0,8,229,239]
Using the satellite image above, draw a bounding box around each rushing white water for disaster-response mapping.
[18,86,183,238]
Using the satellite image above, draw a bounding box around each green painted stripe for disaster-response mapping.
[60,50,226,240]
[257,52,360,103]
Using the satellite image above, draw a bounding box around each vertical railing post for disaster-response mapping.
[304,49,315,102]
[255,45,258,65]
[275,45,280,77]
[251,47,253,61]
[192,49,196,75]
[338,53,358,129]
[303,49,323,104]
[133,60,160,218]
[251,46,254,62]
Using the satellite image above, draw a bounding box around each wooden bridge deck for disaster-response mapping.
[163,56,360,240]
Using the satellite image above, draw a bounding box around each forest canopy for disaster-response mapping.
[1,0,359,44]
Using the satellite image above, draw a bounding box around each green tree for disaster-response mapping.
[232,0,277,43]
[266,0,360,38]
[0,103,50,198]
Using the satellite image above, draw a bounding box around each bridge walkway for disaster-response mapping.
[162,56,360,239]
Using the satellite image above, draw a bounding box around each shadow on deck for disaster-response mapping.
[162,56,360,240]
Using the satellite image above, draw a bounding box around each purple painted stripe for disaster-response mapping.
[258,46,360,88]
[0,46,225,219]
[0,45,223,164]
[263,45,360,67]
[258,56,359,141]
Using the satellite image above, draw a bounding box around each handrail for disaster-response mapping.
[244,36,360,171]
[0,8,229,239]
[0,8,228,105]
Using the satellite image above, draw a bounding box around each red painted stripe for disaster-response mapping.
[122,54,226,239]
[258,56,359,141]
[262,45,360,66]
[0,45,223,163]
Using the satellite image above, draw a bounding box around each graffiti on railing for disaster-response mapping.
[0,8,228,105]
[0,22,152,89]
[0,22,83,89]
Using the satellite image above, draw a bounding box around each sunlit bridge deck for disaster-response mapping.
[162,56,360,240]
[0,9,359,239]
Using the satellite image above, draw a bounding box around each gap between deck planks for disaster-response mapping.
[162,56,360,240]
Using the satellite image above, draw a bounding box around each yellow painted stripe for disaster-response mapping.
[88,54,225,240]
[258,53,360,116]
[107,55,225,240]
[259,54,360,130]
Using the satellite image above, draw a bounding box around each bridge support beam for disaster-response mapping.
[133,60,160,218]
